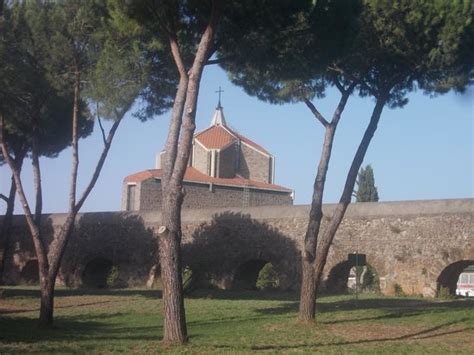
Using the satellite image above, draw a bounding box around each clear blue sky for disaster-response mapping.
[1,65,473,214]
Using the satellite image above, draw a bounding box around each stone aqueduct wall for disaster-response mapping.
[2,199,472,297]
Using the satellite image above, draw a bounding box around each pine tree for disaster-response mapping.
[356,165,379,202]
[218,0,474,322]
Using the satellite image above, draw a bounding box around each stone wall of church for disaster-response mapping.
[180,183,292,209]
[137,179,162,210]
[238,143,271,183]
[124,178,292,211]
[218,143,236,178]
[121,182,141,211]
[192,142,209,175]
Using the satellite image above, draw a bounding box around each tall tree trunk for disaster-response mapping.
[298,86,354,322]
[158,1,220,344]
[31,133,43,226]
[158,193,187,343]
[0,101,122,327]
[298,122,338,321]
[0,151,25,282]
[312,95,387,294]
[38,273,54,325]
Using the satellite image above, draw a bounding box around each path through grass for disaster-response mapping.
[1,287,473,353]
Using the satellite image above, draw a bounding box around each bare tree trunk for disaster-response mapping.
[298,83,355,322]
[69,68,81,211]
[158,1,220,345]
[31,133,43,226]
[0,150,25,282]
[158,194,187,343]
[298,121,338,321]
[312,95,387,292]
[38,273,54,325]
[0,98,122,326]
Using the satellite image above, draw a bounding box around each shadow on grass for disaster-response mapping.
[1,299,134,315]
[1,287,162,299]
[187,288,297,301]
[249,318,473,351]
[253,296,474,328]
[0,312,162,345]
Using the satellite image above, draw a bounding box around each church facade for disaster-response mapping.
[121,104,293,211]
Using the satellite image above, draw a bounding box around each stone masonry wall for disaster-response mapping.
[192,142,210,175]
[238,143,271,183]
[134,179,292,210]
[218,143,236,178]
[137,179,161,210]
[2,199,472,296]
[182,183,293,209]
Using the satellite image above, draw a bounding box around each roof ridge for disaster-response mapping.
[194,125,215,137]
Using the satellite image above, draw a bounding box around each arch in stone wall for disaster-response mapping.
[82,257,114,288]
[183,211,300,291]
[233,259,268,290]
[325,254,380,294]
[20,259,39,285]
[61,212,156,288]
[437,259,474,296]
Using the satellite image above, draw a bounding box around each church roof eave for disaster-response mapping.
[124,168,292,194]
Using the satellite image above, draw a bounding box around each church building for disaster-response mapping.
[122,102,293,211]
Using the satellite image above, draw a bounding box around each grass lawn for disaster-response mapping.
[0,287,473,353]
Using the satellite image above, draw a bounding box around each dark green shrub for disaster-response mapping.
[256,263,279,290]
[182,266,194,291]
[394,283,406,297]
[106,266,120,288]
[436,286,454,300]
[362,265,380,293]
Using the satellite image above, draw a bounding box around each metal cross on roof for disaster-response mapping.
[215,86,224,108]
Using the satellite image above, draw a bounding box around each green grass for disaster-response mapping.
[1,287,473,353]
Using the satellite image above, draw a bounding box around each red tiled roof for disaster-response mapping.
[194,125,270,155]
[124,167,292,193]
[194,126,236,149]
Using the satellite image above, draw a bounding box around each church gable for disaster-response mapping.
[192,105,274,182]
[121,101,293,211]
[194,125,236,150]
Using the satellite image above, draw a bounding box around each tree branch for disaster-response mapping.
[329,64,377,98]
[31,131,43,227]
[169,35,188,80]
[75,116,122,212]
[162,33,190,187]
[68,67,81,212]
[0,111,49,270]
[334,77,345,93]
[330,81,357,126]
[303,98,329,127]
[313,92,389,288]
[0,193,8,203]
[96,103,107,146]
[170,0,221,186]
